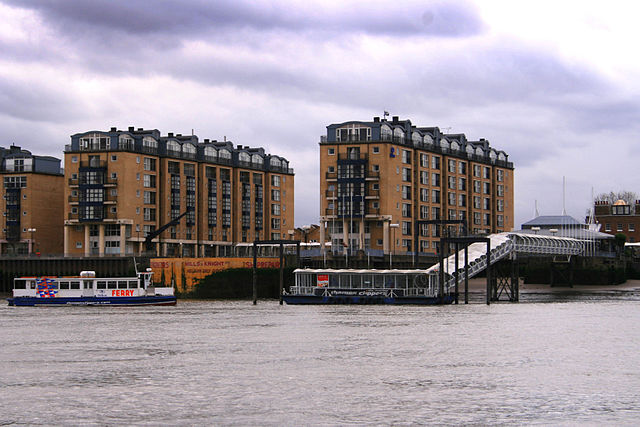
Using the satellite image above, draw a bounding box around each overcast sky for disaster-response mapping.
[1,0,639,228]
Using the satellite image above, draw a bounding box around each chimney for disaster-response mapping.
[392,116,399,123]
[128,126,134,132]
[110,127,117,132]
[168,132,174,137]
[137,128,143,131]
[176,134,182,137]
[204,138,209,143]
[373,117,380,123]
[238,145,243,150]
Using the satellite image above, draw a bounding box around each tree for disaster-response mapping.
[595,191,638,204]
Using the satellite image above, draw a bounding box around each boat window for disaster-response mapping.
[29,281,36,289]
[96,281,107,289]
[59,281,69,289]
[118,281,127,289]
[83,281,93,289]
[329,275,338,287]
[107,281,117,289]
[14,280,26,289]
[128,280,138,289]
[374,275,384,288]
[70,281,80,289]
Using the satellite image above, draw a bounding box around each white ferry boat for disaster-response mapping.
[283,268,454,305]
[7,269,176,306]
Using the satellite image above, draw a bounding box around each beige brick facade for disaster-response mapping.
[64,128,294,256]
[318,117,514,255]
[0,146,64,255]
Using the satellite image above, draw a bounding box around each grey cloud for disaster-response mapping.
[4,0,485,38]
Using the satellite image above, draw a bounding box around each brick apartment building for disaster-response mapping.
[318,116,514,255]
[594,199,640,243]
[64,127,294,257]
[1,145,64,255]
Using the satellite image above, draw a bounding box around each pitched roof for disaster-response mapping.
[521,215,582,227]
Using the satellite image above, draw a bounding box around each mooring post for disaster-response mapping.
[279,243,284,305]
[486,241,491,305]
[438,244,444,302]
[454,243,459,304]
[464,246,469,304]
[252,241,257,305]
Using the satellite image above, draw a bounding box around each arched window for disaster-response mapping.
[79,133,110,151]
[498,152,506,161]
[466,145,474,155]
[282,160,289,170]
[475,147,484,156]
[393,127,405,143]
[450,141,460,151]
[183,143,196,158]
[440,138,449,150]
[270,157,282,167]
[143,136,157,153]
[381,124,392,141]
[219,149,231,160]
[239,152,250,164]
[423,135,433,145]
[252,154,263,166]
[118,134,134,150]
[489,150,497,161]
[412,132,422,146]
[204,146,217,161]
[166,140,181,156]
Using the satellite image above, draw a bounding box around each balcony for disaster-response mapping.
[365,189,380,199]
[80,160,107,169]
[338,153,368,161]
[366,171,380,180]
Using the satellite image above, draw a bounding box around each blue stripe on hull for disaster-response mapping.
[7,296,176,307]
[283,295,454,305]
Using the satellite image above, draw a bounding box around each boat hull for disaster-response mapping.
[7,295,177,307]
[283,294,454,305]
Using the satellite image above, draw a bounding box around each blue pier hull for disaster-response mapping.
[283,295,454,305]
[7,295,177,307]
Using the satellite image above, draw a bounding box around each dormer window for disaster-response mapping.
[143,136,157,153]
[182,143,196,159]
[252,154,263,166]
[204,146,218,161]
[118,135,133,150]
[80,133,110,151]
[166,140,181,156]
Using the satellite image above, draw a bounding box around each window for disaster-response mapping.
[483,182,490,194]
[630,224,635,232]
[431,156,440,170]
[111,155,117,161]
[271,218,280,230]
[483,167,490,179]
[497,185,504,197]
[72,156,78,163]
[372,164,380,172]
[458,178,466,191]
[402,150,411,164]
[448,176,456,190]
[402,221,411,236]
[143,174,156,188]
[617,224,623,232]
[420,188,429,202]
[372,146,380,154]
[272,175,280,187]
[432,189,440,203]
[328,148,335,155]
[420,153,428,168]
[448,159,456,173]
[458,162,466,174]
[420,171,428,185]
[497,170,504,182]
[402,168,411,182]
[448,192,456,206]
[272,204,280,215]
[402,185,411,199]
[431,173,440,187]
[272,189,280,201]
[473,165,481,178]
[605,223,611,232]
[402,203,411,217]
[144,158,156,171]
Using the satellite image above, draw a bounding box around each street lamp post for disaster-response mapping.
[389,223,399,269]
[27,228,36,255]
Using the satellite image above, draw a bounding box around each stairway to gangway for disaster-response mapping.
[426,232,586,291]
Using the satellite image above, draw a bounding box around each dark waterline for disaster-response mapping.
[1,291,639,425]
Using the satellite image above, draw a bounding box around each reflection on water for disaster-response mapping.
[1,291,639,425]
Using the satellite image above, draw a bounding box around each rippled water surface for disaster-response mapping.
[1,292,640,425]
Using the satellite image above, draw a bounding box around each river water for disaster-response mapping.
[1,289,640,426]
